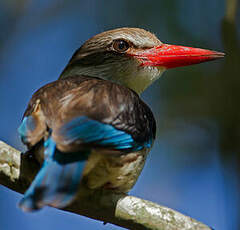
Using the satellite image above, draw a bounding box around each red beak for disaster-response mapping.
[133,44,225,69]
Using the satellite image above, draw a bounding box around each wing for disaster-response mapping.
[19,76,156,153]
[18,76,91,148]
[56,116,146,152]
[18,99,46,148]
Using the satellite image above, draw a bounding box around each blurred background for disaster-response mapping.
[0,0,239,229]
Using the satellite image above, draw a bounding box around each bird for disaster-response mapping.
[18,27,224,211]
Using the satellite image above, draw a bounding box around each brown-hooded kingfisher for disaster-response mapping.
[18,28,224,211]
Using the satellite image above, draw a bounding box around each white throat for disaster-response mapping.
[117,66,166,94]
[60,63,165,94]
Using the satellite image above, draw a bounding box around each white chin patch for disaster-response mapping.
[143,66,166,81]
[123,65,166,94]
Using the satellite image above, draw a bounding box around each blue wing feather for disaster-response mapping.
[19,116,152,211]
[60,116,146,151]
[18,116,36,142]
[19,138,88,211]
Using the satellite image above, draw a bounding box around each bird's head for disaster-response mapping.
[60,27,224,94]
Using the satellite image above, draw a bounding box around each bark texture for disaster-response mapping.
[0,140,211,230]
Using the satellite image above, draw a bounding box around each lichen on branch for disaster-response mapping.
[0,140,211,230]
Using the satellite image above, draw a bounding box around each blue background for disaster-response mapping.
[0,0,239,229]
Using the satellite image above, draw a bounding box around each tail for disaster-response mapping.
[19,138,88,212]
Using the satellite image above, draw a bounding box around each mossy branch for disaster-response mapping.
[0,140,211,230]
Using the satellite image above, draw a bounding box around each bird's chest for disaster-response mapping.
[82,149,149,193]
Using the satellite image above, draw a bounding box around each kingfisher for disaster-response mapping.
[18,28,224,211]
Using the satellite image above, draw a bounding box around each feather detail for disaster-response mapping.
[18,116,36,143]
[18,99,46,147]
[19,138,88,211]
[57,116,147,152]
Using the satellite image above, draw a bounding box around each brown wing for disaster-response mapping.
[19,76,156,152]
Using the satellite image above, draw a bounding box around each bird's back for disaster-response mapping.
[19,76,156,196]
[22,76,156,153]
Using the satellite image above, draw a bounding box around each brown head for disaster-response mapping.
[60,27,224,94]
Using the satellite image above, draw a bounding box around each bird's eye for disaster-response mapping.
[112,40,130,52]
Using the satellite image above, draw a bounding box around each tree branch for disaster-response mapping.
[0,140,211,230]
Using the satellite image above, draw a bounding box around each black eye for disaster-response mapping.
[112,39,130,52]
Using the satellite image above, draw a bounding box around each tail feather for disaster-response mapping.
[19,138,87,212]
